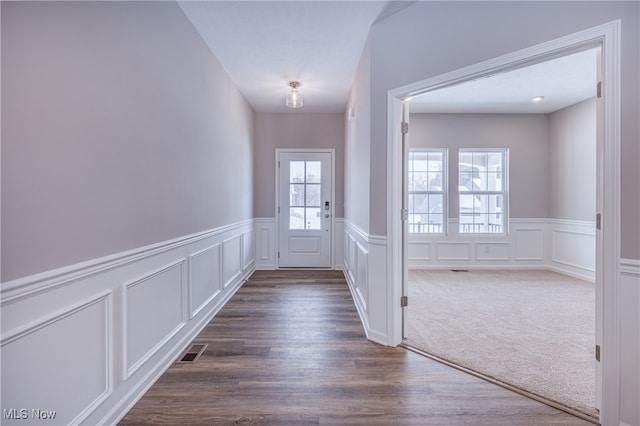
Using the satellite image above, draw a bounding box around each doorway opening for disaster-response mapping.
[402,48,599,419]
[387,21,621,426]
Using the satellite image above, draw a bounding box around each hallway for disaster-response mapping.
[120,270,589,425]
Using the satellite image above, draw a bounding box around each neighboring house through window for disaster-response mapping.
[458,149,508,234]
[408,149,447,233]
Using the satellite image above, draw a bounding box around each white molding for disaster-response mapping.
[1,289,112,345]
[344,220,370,244]
[188,244,222,319]
[368,234,387,245]
[475,242,510,261]
[514,228,545,261]
[406,218,595,279]
[1,220,256,425]
[1,219,254,303]
[255,218,276,270]
[620,259,640,274]
[242,230,255,270]
[222,235,242,288]
[1,291,114,425]
[436,242,472,261]
[122,259,186,380]
[355,241,369,311]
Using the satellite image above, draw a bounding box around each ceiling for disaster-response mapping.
[178,1,597,114]
[410,48,598,114]
[178,1,413,113]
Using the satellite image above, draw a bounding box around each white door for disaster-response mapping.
[277,151,333,268]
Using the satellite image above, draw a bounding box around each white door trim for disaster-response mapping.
[275,148,336,269]
[386,20,621,425]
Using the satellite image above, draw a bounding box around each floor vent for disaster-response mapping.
[451,269,469,272]
[178,343,208,363]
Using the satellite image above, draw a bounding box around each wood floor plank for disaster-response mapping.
[119,270,591,425]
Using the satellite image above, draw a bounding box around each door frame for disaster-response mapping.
[275,148,336,269]
[387,21,621,424]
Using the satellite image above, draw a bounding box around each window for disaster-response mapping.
[458,149,508,234]
[408,149,447,233]
[289,161,321,230]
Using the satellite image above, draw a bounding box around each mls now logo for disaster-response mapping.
[3,409,28,420]
[4,408,57,420]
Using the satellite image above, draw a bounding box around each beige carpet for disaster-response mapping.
[405,269,597,418]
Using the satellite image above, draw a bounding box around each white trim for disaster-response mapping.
[620,258,640,274]
[2,220,256,425]
[188,244,222,319]
[1,291,114,425]
[1,219,254,302]
[122,259,187,380]
[386,20,621,424]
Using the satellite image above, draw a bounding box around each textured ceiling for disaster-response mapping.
[179,2,597,114]
[410,48,599,114]
[178,1,409,113]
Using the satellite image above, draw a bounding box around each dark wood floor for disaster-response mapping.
[120,270,590,425]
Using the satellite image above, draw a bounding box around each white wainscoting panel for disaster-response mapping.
[0,220,255,425]
[222,236,242,288]
[189,245,222,319]
[475,242,510,261]
[406,219,594,281]
[254,218,276,270]
[550,220,596,280]
[123,261,185,380]
[1,293,112,425]
[408,241,431,263]
[436,242,471,261]
[366,236,388,345]
[619,259,640,426]
[342,220,388,346]
[333,219,345,270]
[342,221,371,340]
[242,230,255,270]
[515,228,545,261]
[346,234,357,284]
[355,242,368,311]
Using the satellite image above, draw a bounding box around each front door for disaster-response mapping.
[277,151,333,268]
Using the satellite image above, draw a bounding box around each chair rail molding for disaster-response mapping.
[1,219,256,425]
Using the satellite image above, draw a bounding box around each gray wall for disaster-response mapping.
[409,113,550,219]
[253,112,345,219]
[1,1,255,281]
[344,36,372,233]
[549,98,597,222]
[367,1,639,259]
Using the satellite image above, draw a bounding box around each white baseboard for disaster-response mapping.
[1,220,255,426]
[406,218,595,281]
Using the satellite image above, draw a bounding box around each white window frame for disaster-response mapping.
[408,148,448,234]
[458,148,509,235]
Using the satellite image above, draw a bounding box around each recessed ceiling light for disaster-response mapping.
[531,96,545,103]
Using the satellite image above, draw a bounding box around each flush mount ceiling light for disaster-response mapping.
[286,81,303,108]
[531,96,545,103]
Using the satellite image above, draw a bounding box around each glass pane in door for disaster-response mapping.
[289,161,323,230]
